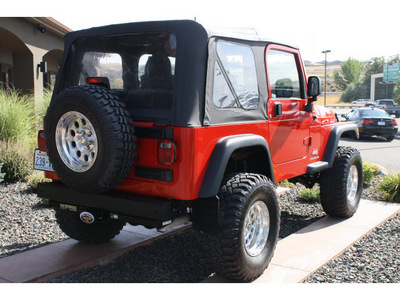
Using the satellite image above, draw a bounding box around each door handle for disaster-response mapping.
[274,103,282,117]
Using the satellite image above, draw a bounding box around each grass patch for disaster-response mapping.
[300,186,320,203]
[0,87,36,147]
[363,162,380,184]
[36,89,53,128]
[377,173,400,203]
[0,139,33,183]
[27,170,52,191]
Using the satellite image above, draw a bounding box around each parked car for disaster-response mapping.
[352,99,371,104]
[342,107,398,141]
[374,99,400,117]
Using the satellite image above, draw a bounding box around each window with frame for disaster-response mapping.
[267,49,302,99]
[213,40,259,109]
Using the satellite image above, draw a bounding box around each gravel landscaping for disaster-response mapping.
[0,182,67,258]
[0,173,399,283]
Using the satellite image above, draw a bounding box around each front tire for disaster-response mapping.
[55,209,126,243]
[320,147,363,218]
[203,173,280,282]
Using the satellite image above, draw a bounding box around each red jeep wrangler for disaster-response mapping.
[35,20,362,282]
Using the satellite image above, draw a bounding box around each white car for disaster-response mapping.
[352,99,371,104]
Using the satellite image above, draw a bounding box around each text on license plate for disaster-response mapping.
[378,121,385,125]
[34,150,54,172]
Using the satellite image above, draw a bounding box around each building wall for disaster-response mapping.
[0,17,66,103]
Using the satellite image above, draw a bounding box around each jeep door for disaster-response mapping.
[265,45,311,165]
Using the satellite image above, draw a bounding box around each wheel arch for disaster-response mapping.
[323,124,359,168]
[197,134,274,199]
[307,123,359,174]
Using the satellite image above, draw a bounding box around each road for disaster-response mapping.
[339,135,400,173]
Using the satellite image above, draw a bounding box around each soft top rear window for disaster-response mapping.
[64,32,177,123]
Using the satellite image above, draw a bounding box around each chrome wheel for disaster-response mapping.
[55,111,98,172]
[243,200,270,257]
[347,165,359,205]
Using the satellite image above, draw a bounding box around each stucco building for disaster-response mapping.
[0,17,71,102]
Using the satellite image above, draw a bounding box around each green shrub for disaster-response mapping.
[0,87,36,146]
[277,179,294,188]
[377,173,400,203]
[0,140,32,183]
[300,186,320,203]
[27,170,51,191]
[363,161,380,184]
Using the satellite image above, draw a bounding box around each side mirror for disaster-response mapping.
[307,76,321,101]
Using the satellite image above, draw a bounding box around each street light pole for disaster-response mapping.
[322,50,331,106]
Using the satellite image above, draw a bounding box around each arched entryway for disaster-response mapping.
[43,49,63,90]
[0,26,33,93]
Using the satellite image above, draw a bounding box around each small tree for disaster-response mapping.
[333,58,364,91]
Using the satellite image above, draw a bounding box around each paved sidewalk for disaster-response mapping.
[0,198,399,283]
[204,199,400,283]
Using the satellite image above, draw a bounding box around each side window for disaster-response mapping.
[347,110,359,119]
[213,40,259,109]
[267,49,302,99]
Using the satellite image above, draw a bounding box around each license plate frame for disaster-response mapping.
[34,150,54,172]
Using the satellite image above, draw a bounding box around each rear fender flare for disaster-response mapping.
[198,134,274,198]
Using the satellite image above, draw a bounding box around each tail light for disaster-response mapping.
[86,77,110,89]
[390,120,398,125]
[157,140,178,166]
[362,120,373,125]
[38,130,46,151]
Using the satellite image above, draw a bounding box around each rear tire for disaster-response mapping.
[202,173,280,282]
[386,135,395,142]
[320,147,363,218]
[55,209,126,243]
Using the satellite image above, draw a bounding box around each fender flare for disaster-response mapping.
[307,123,359,173]
[198,134,275,198]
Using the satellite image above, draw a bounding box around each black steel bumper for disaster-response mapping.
[359,127,398,136]
[37,182,174,227]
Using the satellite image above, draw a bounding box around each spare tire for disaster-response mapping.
[44,85,136,193]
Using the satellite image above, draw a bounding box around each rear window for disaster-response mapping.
[361,109,390,118]
[63,32,177,122]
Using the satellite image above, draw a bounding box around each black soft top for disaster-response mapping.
[55,20,297,126]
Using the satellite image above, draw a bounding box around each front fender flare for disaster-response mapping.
[307,123,359,174]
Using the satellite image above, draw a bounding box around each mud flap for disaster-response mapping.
[192,196,220,233]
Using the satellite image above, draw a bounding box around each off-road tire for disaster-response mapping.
[320,146,363,218]
[44,85,136,193]
[55,209,126,243]
[202,173,280,282]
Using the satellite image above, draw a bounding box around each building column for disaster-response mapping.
[26,44,47,107]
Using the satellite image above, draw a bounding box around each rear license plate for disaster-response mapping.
[378,121,385,125]
[34,150,54,172]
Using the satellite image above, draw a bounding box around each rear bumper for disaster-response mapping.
[359,127,398,136]
[37,182,175,228]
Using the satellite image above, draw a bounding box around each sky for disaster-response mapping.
[5,0,399,62]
